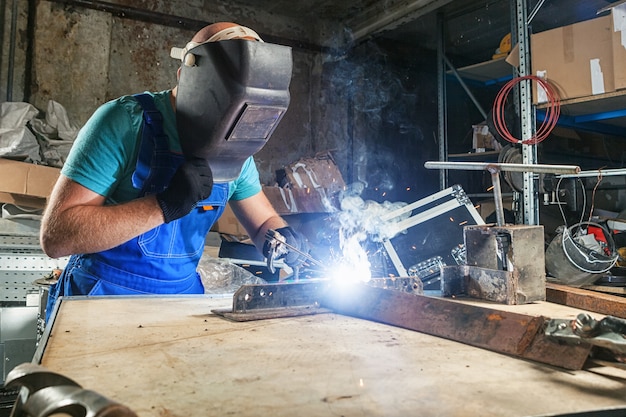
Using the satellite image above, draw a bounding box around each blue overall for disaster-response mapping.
[46,94,228,319]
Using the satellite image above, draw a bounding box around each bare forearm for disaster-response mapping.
[41,195,164,258]
[229,193,288,252]
[248,215,288,251]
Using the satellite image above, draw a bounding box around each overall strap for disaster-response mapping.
[132,93,181,195]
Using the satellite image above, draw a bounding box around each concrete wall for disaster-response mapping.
[1,0,442,202]
[1,0,325,185]
[0,0,29,103]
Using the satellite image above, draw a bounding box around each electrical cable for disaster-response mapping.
[554,174,617,275]
[561,222,618,274]
[587,169,604,223]
[492,75,560,145]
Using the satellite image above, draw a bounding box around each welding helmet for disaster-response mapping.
[171,26,293,182]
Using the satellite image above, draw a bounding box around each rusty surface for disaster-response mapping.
[464,224,546,304]
[323,284,591,370]
[546,282,626,319]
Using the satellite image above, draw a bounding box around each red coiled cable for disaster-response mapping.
[492,75,560,145]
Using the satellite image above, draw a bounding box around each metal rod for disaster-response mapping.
[490,169,505,226]
[424,161,580,175]
[527,0,546,24]
[437,12,448,190]
[265,230,325,268]
[558,168,626,179]
[6,0,18,101]
[443,54,488,120]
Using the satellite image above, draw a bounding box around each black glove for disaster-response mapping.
[263,226,308,268]
[156,158,213,223]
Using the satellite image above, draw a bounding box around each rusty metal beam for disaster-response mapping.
[546,282,626,319]
[323,284,591,370]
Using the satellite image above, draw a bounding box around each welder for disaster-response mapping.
[39,22,306,319]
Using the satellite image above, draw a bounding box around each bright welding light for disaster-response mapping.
[328,260,371,284]
[330,188,408,286]
[327,234,372,284]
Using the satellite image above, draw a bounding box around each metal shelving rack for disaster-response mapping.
[0,233,69,385]
[440,1,626,225]
[0,235,68,305]
[438,0,540,225]
[515,0,539,225]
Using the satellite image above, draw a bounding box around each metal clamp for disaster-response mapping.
[545,313,626,355]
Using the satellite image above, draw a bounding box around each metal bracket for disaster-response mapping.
[213,280,595,369]
[212,277,424,322]
[212,281,332,321]
[546,313,626,355]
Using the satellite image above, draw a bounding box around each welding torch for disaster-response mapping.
[264,229,325,277]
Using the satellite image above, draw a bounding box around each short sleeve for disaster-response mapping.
[61,97,143,200]
[228,156,262,201]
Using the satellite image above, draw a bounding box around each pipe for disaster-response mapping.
[488,168,505,226]
[558,168,626,179]
[6,0,18,101]
[424,161,580,175]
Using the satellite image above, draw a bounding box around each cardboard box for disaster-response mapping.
[211,203,248,237]
[472,124,496,151]
[0,158,60,209]
[610,3,626,91]
[531,14,616,103]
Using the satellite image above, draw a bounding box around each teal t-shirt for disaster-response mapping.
[61,90,261,204]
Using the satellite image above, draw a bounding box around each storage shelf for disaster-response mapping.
[454,57,626,135]
[449,58,513,86]
[537,89,626,134]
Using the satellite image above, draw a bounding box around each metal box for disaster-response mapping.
[444,224,546,304]
[380,185,485,279]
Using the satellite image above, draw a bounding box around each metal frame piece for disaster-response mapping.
[215,281,592,370]
[381,184,484,237]
[437,11,448,190]
[212,281,331,321]
[0,234,69,305]
[379,185,484,277]
[323,283,591,370]
[212,278,424,321]
[515,0,540,225]
[424,161,579,227]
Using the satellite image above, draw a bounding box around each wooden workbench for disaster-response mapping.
[36,295,626,417]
